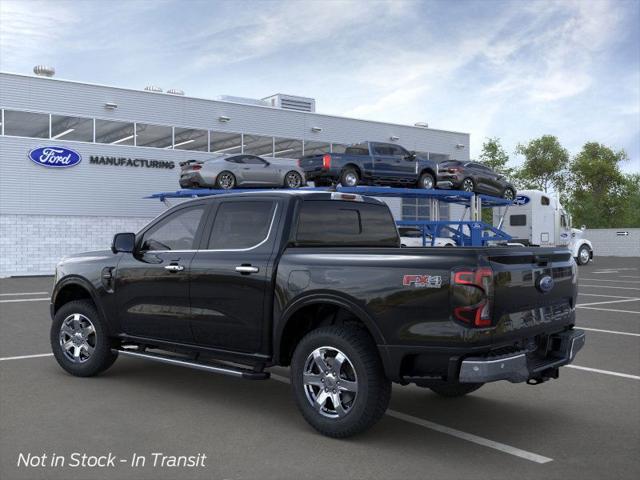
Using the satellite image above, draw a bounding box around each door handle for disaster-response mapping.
[235,265,259,274]
[164,264,184,272]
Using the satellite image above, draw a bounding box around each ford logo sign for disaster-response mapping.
[514,195,530,206]
[536,274,554,294]
[28,146,82,168]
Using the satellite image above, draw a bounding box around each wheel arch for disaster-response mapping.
[419,167,436,178]
[342,163,362,177]
[52,277,111,333]
[274,293,387,367]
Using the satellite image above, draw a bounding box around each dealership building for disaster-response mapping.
[0,70,470,277]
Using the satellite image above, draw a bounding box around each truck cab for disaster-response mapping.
[494,189,594,265]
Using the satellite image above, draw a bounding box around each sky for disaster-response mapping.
[1,0,639,172]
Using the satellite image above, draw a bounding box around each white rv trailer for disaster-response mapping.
[493,190,594,265]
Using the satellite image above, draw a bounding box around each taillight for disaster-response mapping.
[192,165,202,171]
[451,267,494,327]
[448,167,460,173]
[297,159,302,167]
[322,154,331,169]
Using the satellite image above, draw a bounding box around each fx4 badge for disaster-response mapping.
[403,275,442,288]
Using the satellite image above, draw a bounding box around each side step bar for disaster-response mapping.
[113,348,270,380]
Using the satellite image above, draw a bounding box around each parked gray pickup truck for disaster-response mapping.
[50,190,585,437]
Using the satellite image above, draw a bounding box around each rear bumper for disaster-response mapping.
[179,172,209,188]
[459,329,585,383]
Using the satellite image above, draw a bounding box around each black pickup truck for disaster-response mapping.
[299,141,441,189]
[50,190,585,437]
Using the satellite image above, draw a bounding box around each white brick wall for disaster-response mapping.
[0,214,153,277]
[586,228,640,257]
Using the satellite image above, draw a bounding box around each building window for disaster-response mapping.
[51,115,94,142]
[173,127,208,151]
[3,110,49,138]
[402,198,430,221]
[95,119,135,145]
[210,131,243,154]
[273,137,303,158]
[303,140,331,156]
[244,134,274,156]
[135,123,173,149]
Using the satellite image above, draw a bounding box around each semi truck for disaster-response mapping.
[494,189,594,265]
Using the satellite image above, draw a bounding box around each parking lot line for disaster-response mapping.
[269,373,553,464]
[578,293,637,299]
[0,291,49,296]
[619,275,640,279]
[385,410,553,464]
[576,306,640,314]
[579,327,640,337]
[580,278,640,284]
[566,365,640,380]
[0,353,53,362]
[576,298,640,307]
[579,284,640,291]
[0,297,50,303]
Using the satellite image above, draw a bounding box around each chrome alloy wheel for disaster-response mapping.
[504,188,515,200]
[59,313,96,363]
[286,171,303,188]
[303,346,358,419]
[462,178,474,192]
[343,172,358,187]
[421,175,434,189]
[218,172,235,189]
[579,246,590,264]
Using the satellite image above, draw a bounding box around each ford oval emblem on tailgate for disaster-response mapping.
[28,146,82,168]
[536,274,554,294]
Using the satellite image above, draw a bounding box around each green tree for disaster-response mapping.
[566,142,631,228]
[515,135,569,193]
[479,137,513,176]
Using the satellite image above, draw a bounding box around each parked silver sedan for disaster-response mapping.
[179,154,306,189]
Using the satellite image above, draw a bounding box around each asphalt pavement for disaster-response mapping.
[1,257,638,480]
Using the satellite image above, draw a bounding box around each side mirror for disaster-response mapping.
[112,232,136,254]
[405,151,416,160]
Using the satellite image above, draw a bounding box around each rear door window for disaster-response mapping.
[296,200,399,247]
[208,201,277,250]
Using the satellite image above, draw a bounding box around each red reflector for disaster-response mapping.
[322,154,331,169]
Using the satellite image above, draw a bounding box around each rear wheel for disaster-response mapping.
[503,187,515,200]
[461,177,475,192]
[340,168,359,187]
[429,382,483,397]
[216,171,236,189]
[284,171,304,189]
[50,300,117,377]
[291,325,391,438]
[576,245,591,265]
[418,172,435,190]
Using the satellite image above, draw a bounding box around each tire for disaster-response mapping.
[429,382,483,397]
[284,171,304,189]
[215,171,236,190]
[576,244,591,265]
[503,187,515,201]
[418,172,435,190]
[340,168,359,187]
[461,177,475,192]
[290,325,391,438]
[50,300,118,377]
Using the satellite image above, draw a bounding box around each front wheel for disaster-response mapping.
[576,245,591,265]
[503,187,515,200]
[429,382,483,397]
[290,326,391,438]
[418,172,435,190]
[50,300,118,377]
[461,177,475,192]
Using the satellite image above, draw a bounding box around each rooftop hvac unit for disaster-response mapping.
[167,88,185,95]
[144,85,163,93]
[262,94,316,113]
[216,95,270,107]
[33,65,55,77]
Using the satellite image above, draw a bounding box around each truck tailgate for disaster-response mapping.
[486,248,576,342]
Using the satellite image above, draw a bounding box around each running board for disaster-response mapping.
[113,348,270,380]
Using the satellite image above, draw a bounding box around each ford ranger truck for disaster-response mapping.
[50,190,585,438]
[298,141,442,189]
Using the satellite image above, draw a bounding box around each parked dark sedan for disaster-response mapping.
[437,160,516,199]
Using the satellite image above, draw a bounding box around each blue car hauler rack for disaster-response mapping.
[146,186,514,247]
